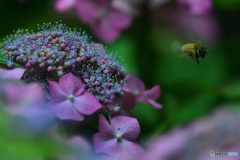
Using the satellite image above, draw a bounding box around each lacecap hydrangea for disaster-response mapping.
[0,21,126,104]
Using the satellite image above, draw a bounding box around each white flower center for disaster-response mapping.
[68,94,75,102]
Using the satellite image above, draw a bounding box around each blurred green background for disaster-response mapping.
[1,0,240,156]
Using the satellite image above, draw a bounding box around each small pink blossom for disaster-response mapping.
[93,114,144,158]
[177,0,212,15]
[124,73,162,109]
[48,73,101,121]
[0,68,25,80]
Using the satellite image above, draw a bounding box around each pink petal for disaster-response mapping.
[76,0,99,24]
[49,99,84,121]
[137,85,160,101]
[119,139,145,159]
[110,91,136,110]
[148,99,163,109]
[55,0,76,12]
[74,91,101,114]
[111,116,140,141]
[48,80,68,103]
[124,73,145,96]
[2,68,25,80]
[93,133,121,158]
[98,114,115,139]
[108,8,132,31]
[91,19,120,42]
[58,73,84,96]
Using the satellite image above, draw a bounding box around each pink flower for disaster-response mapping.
[48,73,101,121]
[177,0,212,15]
[55,0,132,42]
[93,114,144,158]
[0,68,25,80]
[76,0,131,42]
[124,73,162,109]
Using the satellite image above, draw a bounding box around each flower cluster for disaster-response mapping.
[0,22,162,159]
[1,22,126,105]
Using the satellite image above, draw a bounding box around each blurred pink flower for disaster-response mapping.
[55,0,76,12]
[55,0,132,42]
[1,81,55,133]
[93,114,144,158]
[142,107,240,160]
[153,5,221,44]
[0,68,25,80]
[3,82,45,109]
[124,73,162,109]
[177,0,212,15]
[48,73,101,121]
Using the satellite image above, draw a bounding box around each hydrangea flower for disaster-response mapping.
[93,114,144,158]
[55,0,132,42]
[48,73,101,121]
[123,73,162,109]
[142,107,240,160]
[0,22,126,106]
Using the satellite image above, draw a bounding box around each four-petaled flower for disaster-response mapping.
[93,114,145,158]
[123,73,162,109]
[48,73,102,121]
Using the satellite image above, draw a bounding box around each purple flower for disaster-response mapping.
[124,73,162,109]
[142,107,240,160]
[93,114,144,158]
[177,0,212,15]
[48,73,102,121]
[0,68,25,80]
[55,0,132,42]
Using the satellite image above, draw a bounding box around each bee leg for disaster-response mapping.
[196,59,199,66]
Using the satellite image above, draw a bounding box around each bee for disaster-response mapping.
[181,43,207,66]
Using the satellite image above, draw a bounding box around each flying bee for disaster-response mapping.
[181,43,207,66]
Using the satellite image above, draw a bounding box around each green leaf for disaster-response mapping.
[0,52,24,68]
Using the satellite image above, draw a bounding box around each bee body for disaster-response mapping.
[181,43,207,66]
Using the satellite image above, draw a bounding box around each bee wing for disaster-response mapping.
[180,53,188,57]
[171,40,182,53]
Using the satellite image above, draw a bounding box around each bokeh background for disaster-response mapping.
[1,0,240,159]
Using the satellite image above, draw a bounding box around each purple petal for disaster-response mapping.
[74,91,101,114]
[137,85,162,109]
[76,0,99,24]
[98,114,115,139]
[108,8,132,31]
[148,99,163,109]
[58,73,84,96]
[119,139,145,159]
[111,116,140,141]
[48,80,68,103]
[2,68,25,80]
[91,19,120,42]
[110,91,136,110]
[93,133,121,158]
[49,99,84,121]
[124,73,145,96]
[55,0,76,12]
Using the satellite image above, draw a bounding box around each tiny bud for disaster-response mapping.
[25,63,31,69]
[81,56,87,62]
[94,81,100,86]
[103,69,109,74]
[39,63,45,68]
